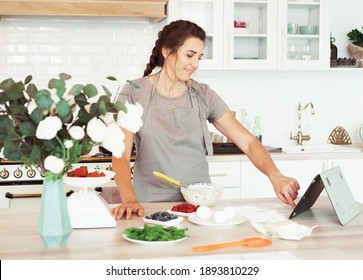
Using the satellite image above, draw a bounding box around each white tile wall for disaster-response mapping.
[1,14,363,147]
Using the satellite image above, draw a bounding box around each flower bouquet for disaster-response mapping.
[0,73,143,246]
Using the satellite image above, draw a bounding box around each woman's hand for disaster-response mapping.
[112,201,144,220]
[270,173,300,208]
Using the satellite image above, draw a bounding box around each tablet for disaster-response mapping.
[289,166,360,225]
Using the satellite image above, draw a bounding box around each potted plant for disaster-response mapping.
[347,27,363,47]
[347,27,363,67]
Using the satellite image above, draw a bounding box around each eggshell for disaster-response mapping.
[196,205,213,220]
[212,210,227,224]
[223,206,236,219]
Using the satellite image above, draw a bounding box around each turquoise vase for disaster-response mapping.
[37,178,72,247]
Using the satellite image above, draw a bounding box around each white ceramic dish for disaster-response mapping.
[188,213,247,226]
[167,209,195,217]
[142,216,183,227]
[122,234,187,245]
[63,170,115,188]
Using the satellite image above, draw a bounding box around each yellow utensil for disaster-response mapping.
[153,171,187,188]
[192,237,272,252]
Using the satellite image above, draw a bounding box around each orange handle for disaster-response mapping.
[192,240,244,252]
[192,238,272,252]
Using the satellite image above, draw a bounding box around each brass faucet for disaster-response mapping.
[290,102,315,145]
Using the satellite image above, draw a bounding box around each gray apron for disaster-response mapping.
[133,74,213,202]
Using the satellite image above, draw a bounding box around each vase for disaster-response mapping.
[37,178,72,247]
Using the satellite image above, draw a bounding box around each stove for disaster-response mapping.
[0,146,135,208]
[212,142,282,154]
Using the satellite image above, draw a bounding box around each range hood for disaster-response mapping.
[0,0,169,22]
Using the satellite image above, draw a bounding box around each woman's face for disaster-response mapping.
[164,37,204,82]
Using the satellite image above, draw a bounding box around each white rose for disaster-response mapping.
[86,117,106,142]
[64,140,73,149]
[102,123,125,158]
[117,102,143,133]
[35,116,62,140]
[68,126,85,140]
[44,155,65,174]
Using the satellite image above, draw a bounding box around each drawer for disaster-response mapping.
[208,162,241,187]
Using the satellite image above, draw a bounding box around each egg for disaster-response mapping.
[196,205,213,220]
[212,210,227,224]
[223,206,236,219]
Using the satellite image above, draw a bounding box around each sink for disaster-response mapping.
[282,145,361,153]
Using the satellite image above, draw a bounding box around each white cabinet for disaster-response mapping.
[240,157,363,203]
[168,0,329,70]
[167,0,224,69]
[240,159,324,198]
[208,161,241,199]
[278,0,330,70]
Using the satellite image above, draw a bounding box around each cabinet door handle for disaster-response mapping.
[5,190,74,199]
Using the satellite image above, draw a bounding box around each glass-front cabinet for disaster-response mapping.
[167,0,329,70]
[167,0,224,70]
[278,0,329,70]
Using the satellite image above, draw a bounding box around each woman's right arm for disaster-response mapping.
[111,129,144,220]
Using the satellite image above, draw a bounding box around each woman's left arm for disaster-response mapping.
[213,111,300,208]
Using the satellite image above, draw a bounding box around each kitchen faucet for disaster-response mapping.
[290,102,315,145]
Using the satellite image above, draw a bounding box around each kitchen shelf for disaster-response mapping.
[0,0,169,22]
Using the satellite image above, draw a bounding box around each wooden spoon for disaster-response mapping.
[192,237,272,252]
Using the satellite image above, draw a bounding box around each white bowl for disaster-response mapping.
[181,183,223,207]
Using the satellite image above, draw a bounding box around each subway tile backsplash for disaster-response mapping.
[0,16,160,87]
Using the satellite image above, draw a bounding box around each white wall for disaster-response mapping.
[0,0,362,147]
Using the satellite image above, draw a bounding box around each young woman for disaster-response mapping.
[112,20,300,220]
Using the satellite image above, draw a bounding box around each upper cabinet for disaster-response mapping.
[168,0,329,70]
[168,0,224,69]
[0,0,169,23]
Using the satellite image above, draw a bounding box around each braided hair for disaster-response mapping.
[143,20,206,77]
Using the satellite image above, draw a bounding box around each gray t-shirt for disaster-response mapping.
[117,76,229,126]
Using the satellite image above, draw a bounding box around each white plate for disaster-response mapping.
[167,209,195,217]
[359,124,363,142]
[63,170,115,188]
[188,213,247,226]
[142,216,183,227]
[122,234,187,245]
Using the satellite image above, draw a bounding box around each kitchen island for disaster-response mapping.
[0,197,362,260]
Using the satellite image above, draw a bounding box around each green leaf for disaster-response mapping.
[59,73,72,81]
[76,107,90,125]
[56,86,66,99]
[0,91,9,104]
[83,84,98,98]
[74,92,88,107]
[48,78,65,91]
[102,85,112,98]
[35,89,53,110]
[8,103,27,114]
[29,145,41,162]
[0,78,15,91]
[26,83,38,99]
[69,84,84,96]
[56,98,71,118]
[7,82,24,100]
[106,76,117,81]
[24,75,32,85]
[97,99,107,115]
[112,100,127,113]
[19,120,36,137]
[30,107,44,124]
